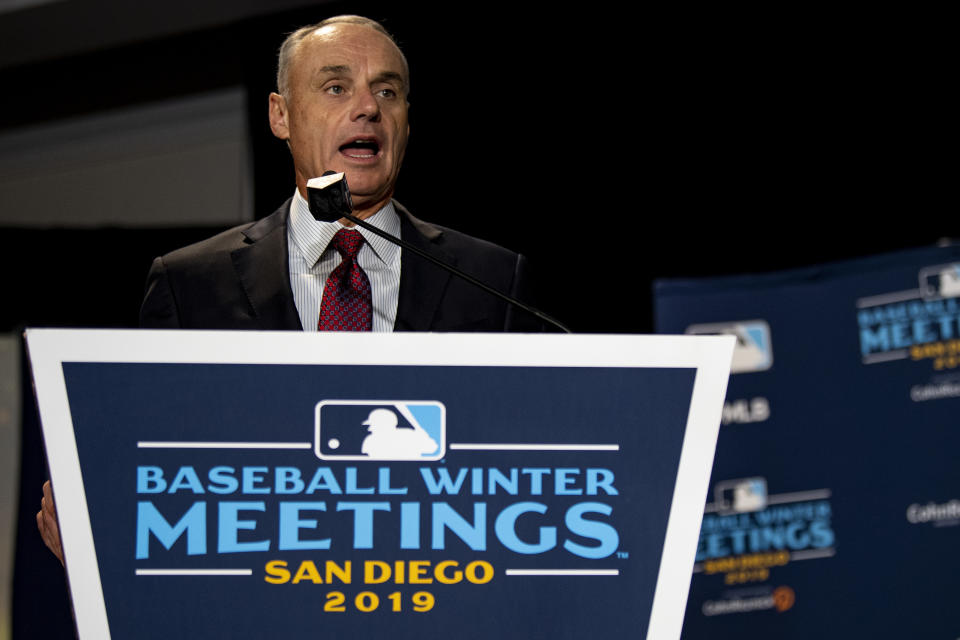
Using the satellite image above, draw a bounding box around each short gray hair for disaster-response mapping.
[276,15,409,99]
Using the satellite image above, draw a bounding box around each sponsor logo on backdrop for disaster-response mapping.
[721,396,770,425]
[702,585,795,616]
[693,477,835,588]
[908,375,960,402]
[134,399,624,614]
[686,320,773,374]
[857,263,960,402]
[691,478,831,620]
[906,499,960,527]
[858,263,960,366]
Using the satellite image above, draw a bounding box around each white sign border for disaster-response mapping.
[26,329,734,640]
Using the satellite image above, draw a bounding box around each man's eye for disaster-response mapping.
[326,85,345,95]
[377,88,397,99]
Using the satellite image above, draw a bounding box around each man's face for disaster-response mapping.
[270,24,409,213]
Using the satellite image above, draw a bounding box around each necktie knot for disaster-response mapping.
[331,228,364,260]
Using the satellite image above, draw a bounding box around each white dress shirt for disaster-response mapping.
[286,190,401,331]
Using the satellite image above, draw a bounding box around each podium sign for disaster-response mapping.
[27,330,733,640]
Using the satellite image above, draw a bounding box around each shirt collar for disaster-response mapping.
[288,189,401,267]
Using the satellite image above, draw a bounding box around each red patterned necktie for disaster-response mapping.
[318,229,372,331]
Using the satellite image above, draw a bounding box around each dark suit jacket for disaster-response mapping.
[140,200,534,331]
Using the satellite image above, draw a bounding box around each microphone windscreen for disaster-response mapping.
[306,172,353,222]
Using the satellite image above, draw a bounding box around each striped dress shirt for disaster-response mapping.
[287,190,401,332]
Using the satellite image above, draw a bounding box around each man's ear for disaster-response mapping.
[268,92,290,140]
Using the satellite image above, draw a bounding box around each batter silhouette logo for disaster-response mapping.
[685,320,773,374]
[712,477,768,514]
[314,399,446,461]
[919,262,960,299]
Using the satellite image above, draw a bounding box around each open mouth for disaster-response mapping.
[339,137,381,159]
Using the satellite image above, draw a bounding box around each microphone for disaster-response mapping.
[306,172,571,333]
[307,171,355,222]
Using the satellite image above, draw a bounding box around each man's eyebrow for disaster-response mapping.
[373,70,406,87]
[317,64,350,75]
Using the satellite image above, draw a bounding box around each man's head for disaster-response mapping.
[363,408,399,433]
[269,16,410,218]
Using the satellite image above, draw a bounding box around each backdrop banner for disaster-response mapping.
[27,330,733,640]
[654,244,960,639]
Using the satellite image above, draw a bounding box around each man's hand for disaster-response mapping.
[37,480,64,566]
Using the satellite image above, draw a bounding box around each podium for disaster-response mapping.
[27,330,732,639]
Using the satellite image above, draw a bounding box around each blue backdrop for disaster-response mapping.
[655,244,960,638]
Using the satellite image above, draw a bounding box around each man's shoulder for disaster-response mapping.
[140,200,295,329]
[159,222,255,268]
[159,201,289,270]
[429,222,519,261]
[396,202,518,262]
[392,201,537,332]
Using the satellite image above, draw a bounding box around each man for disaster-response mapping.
[139,14,531,332]
[38,15,535,564]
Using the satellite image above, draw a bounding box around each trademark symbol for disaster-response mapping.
[616,551,629,559]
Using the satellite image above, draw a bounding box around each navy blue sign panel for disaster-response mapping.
[654,245,960,639]
[28,332,733,640]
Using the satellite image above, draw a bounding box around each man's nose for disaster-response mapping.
[350,89,381,122]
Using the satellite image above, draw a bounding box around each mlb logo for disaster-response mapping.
[686,320,773,374]
[315,400,446,461]
[713,477,768,514]
[919,263,960,299]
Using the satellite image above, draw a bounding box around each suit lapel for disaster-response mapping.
[395,202,454,331]
[231,200,303,330]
